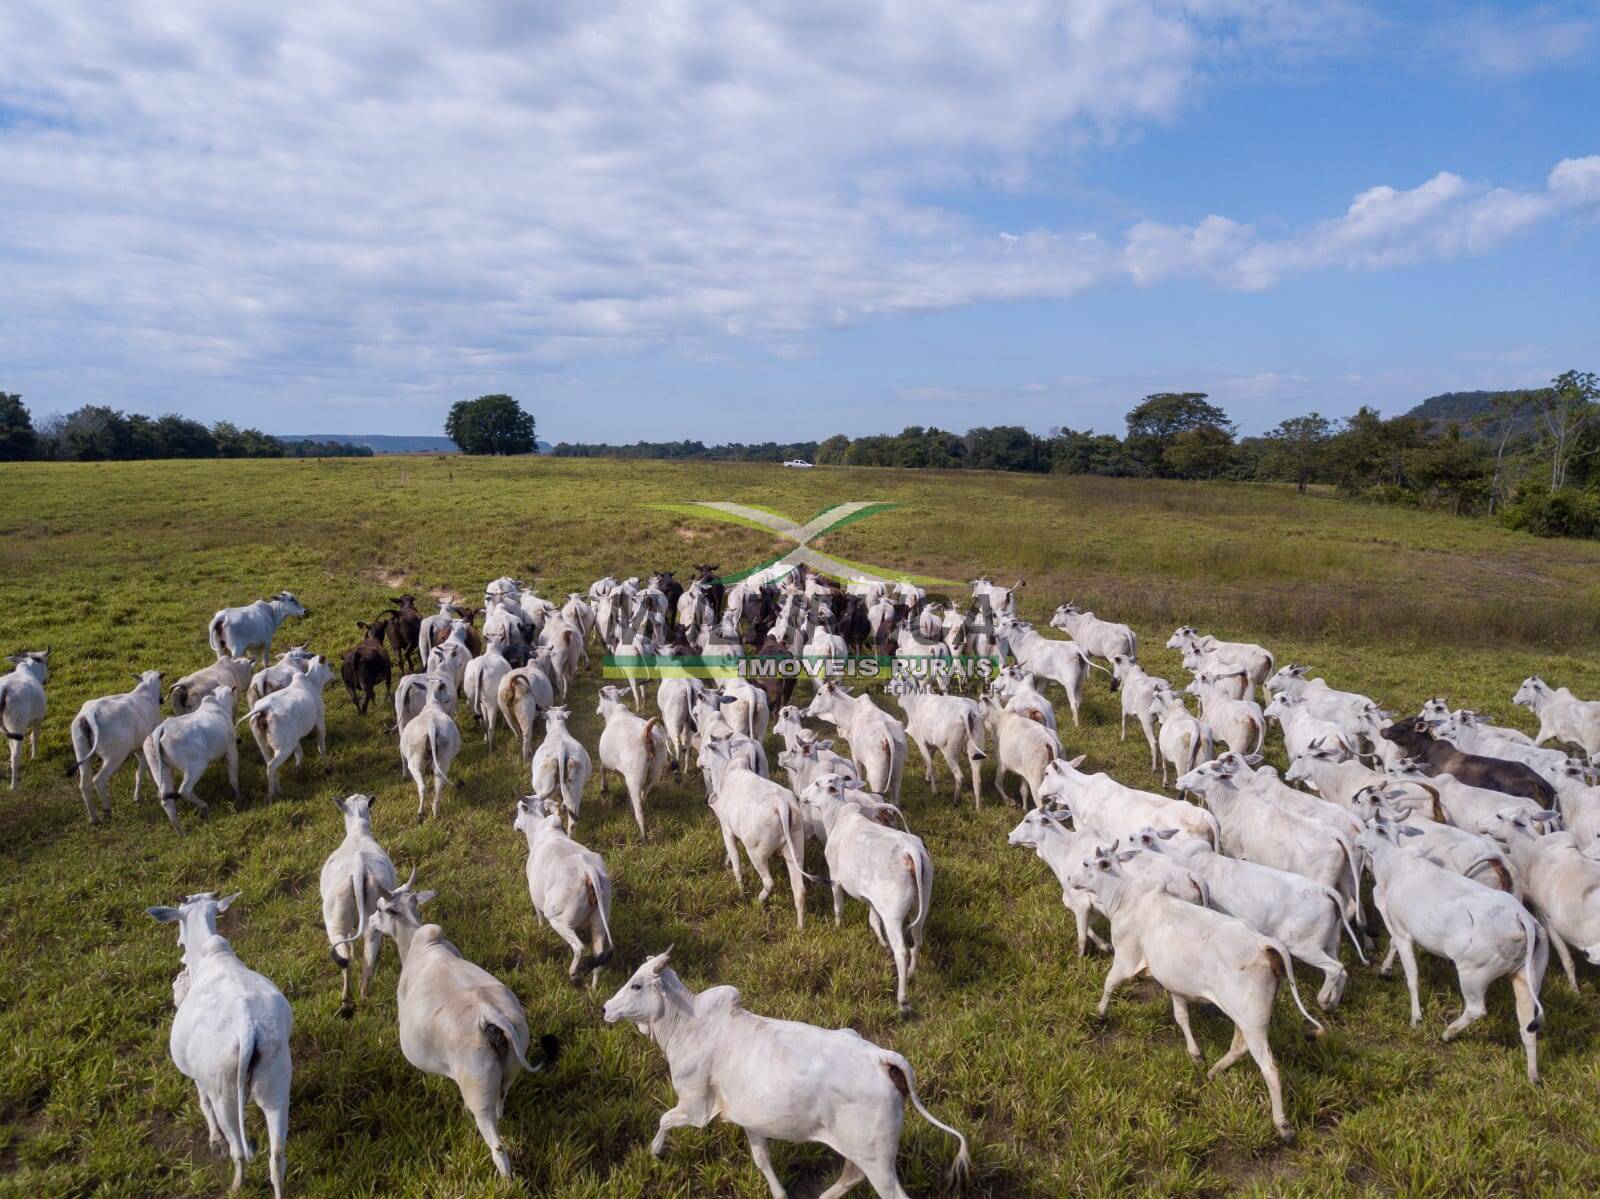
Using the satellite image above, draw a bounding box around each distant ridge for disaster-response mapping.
[278,434,552,454]
[1405,389,1542,436]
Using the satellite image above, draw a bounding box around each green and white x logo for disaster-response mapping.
[651,501,951,586]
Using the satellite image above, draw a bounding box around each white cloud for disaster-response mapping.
[1120,157,1600,290]
[1436,5,1598,78]
[0,1,1590,428]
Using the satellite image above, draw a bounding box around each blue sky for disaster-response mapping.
[1,2,1596,441]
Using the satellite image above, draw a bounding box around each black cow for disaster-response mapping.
[1381,718,1556,804]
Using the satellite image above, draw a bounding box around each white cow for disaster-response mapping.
[1049,603,1136,665]
[1038,756,1220,846]
[497,662,554,761]
[990,665,1057,733]
[1108,655,1165,771]
[886,680,987,806]
[1133,826,1364,1010]
[143,687,242,830]
[997,618,1098,726]
[426,638,472,698]
[1358,820,1546,1084]
[417,599,464,656]
[1264,694,1361,762]
[240,656,334,798]
[1183,673,1265,757]
[1073,845,1321,1141]
[602,949,969,1199]
[699,738,809,927]
[146,892,291,1197]
[1007,809,1205,957]
[1514,676,1600,761]
[463,641,513,749]
[400,676,461,820]
[369,875,559,1178]
[1484,808,1600,990]
[394,670,460,734]
[514,797,615,988]
[319,793,397,1016]
[170,652,254,715]
[805,682,907,805]
[0,648,49,789]
[1265,666,1385,745]
[1166,627,1274,694]
[1151,687,1213,787]
[979,697,1062,806]
[246,646,314,707]
[655,677,704,772]
[208,592,308,666]
[596,685,668,838]
[528,707,592,830]
[801,776,934,1017]
[1175,757,1362,934]
[65,668,163,822]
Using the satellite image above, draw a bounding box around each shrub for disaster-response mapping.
[1500,488,1600,539]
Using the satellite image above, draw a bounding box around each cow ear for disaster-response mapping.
[216,892,242,913]
[414,890,438,907]
[1117,849,1139,862]
[1068,754,1086,767]
[146,906,181,923]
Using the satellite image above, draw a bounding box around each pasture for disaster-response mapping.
[4,455,1600,1198]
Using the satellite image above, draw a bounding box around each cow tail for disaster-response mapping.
[883,1053,971,1182]
[907,851,930,940]
[576,870,615,972]
[964,707,987,759]
[1266,939,1325,1035]
[1519,912,1545,1031]
[427,726,448,786]
[209,614,227,658]
[1249,711,1266,757]
[330,859,370,968]
[1326,886,1367,964]
[236,1024,257,1163]
[65,713,99,777]
[482,1014,558,1076]
[642,718,662,771]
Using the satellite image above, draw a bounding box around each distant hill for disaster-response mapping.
[1406,389,1542,436]
[278,435,552,454]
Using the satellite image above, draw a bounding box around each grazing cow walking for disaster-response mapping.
[1073,846,1322,1142]
[369,875,560,1178]
[146,892,291,1198]
[1,649,49,790]
[800,775,933,1017]
[65,668,163,823]
[240,656,334,799]
[1359,820,1546,1084]
[143,687,242,830]
[602,948,970,1199]
[319,793,397,1017]
[514,797,615,988]
[208,592,308,666]
[596,686,667,838]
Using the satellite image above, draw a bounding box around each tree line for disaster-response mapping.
[553,371,1600,538]
[0,395,372,462]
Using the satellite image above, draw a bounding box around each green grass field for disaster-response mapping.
[4,456,1600,1198]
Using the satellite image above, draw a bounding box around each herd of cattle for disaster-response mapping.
[5,565,1600,1198]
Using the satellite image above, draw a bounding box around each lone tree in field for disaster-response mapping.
[1124,392,1233,477]
[445,394,538,455]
